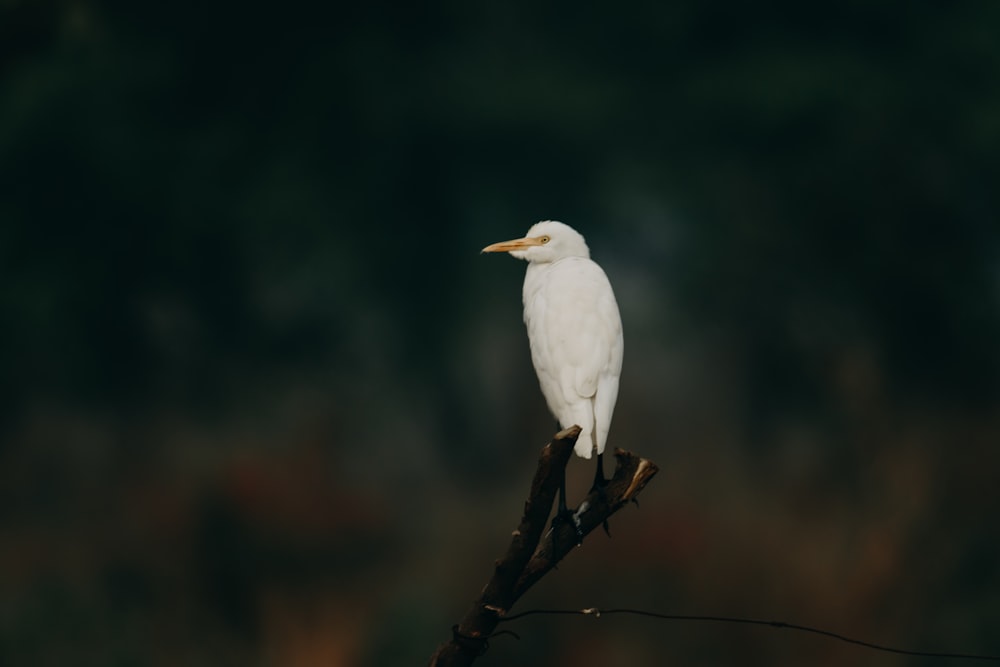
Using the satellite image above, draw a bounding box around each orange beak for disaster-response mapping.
[481,236,544,253]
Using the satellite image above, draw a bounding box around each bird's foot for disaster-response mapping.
[550,508,584,551]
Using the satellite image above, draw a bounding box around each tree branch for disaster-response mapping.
[513,447,659,599]
[429,427,659,666]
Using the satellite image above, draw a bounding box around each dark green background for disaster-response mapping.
[2,1,998,665]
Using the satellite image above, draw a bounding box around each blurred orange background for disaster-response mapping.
[2,2,998,665]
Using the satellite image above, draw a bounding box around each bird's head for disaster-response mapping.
[481,220,590,263]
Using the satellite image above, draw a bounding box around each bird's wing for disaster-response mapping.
[531,257,623,401]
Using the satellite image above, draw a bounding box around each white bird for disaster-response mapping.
[482,221,624,494]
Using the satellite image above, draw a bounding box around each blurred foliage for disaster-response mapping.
[1,0,998,665]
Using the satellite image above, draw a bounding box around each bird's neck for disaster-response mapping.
[522,262,547,304]
[522,260,567,303]
[523,260,550,282]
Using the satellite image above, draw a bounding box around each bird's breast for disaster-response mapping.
[521,258,623,374]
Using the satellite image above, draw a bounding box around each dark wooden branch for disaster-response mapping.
[513,447,659,599]
[429,428,659,666]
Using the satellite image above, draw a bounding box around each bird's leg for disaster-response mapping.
[591,452,608,491]
[557,469,569,516]
[590,452,611,536]
[550,465,583,547]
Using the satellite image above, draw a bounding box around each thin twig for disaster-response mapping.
[497,608,1000,662]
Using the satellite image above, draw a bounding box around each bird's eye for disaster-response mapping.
[540,236,550,244]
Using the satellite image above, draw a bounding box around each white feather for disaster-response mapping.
[490,220,623,459]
